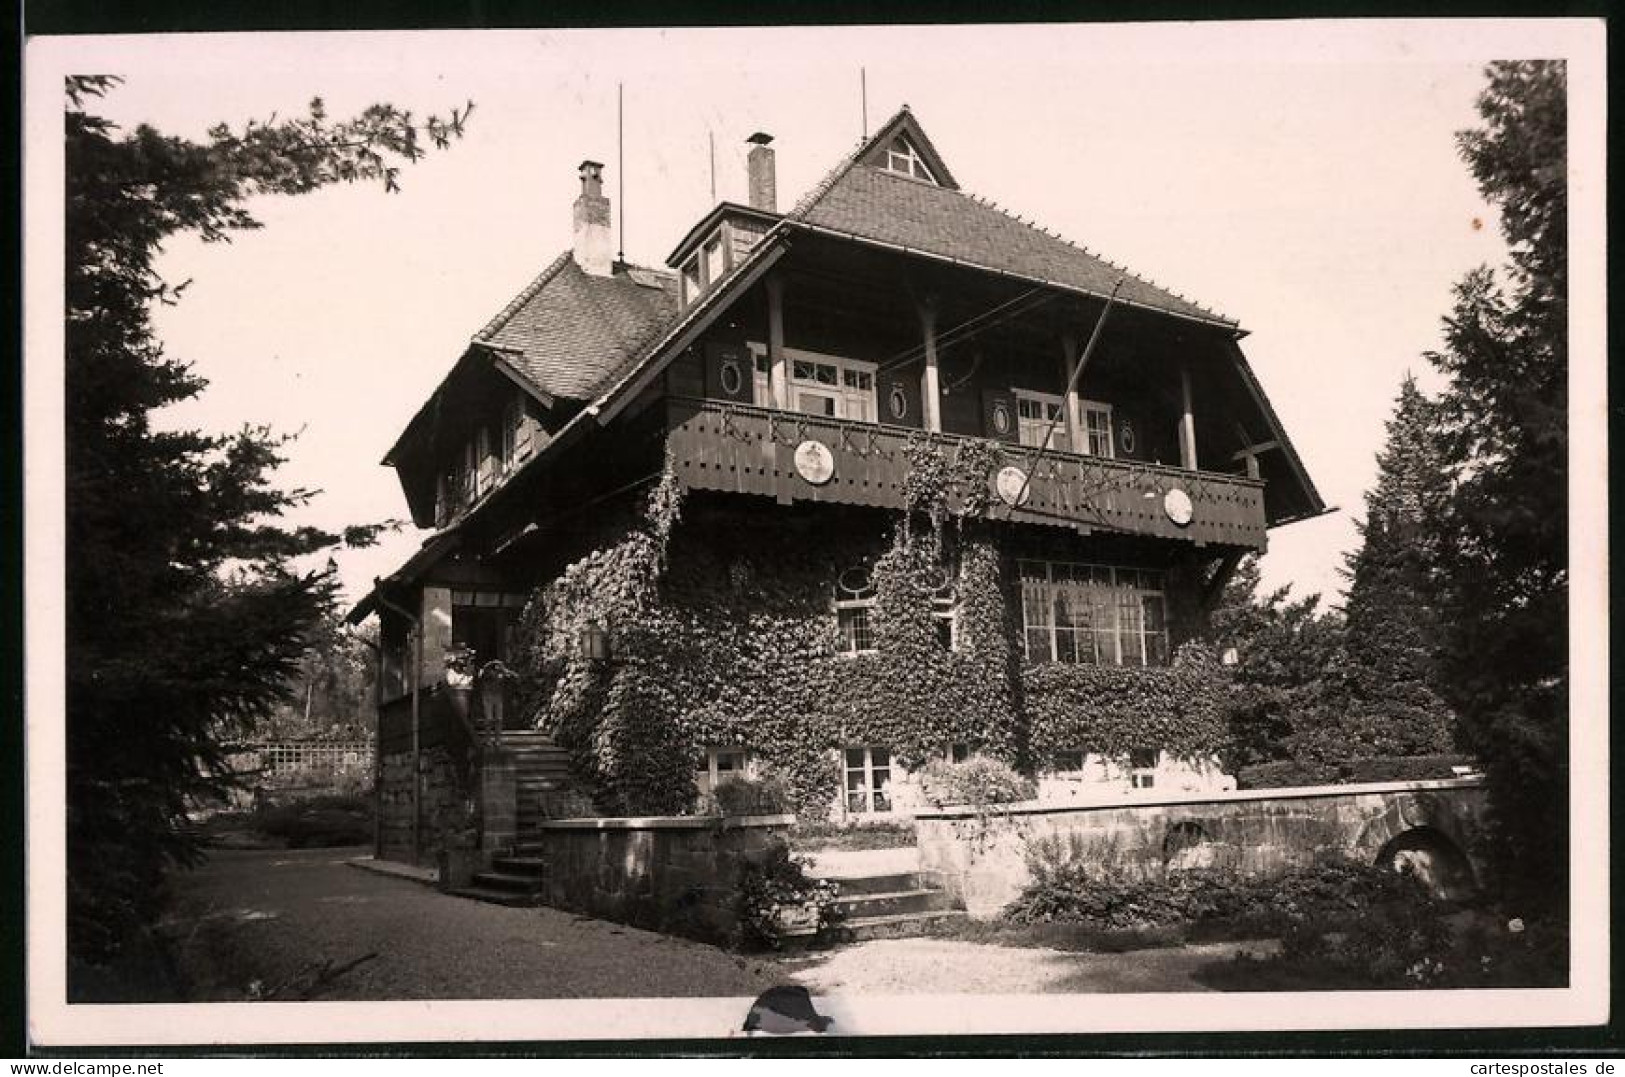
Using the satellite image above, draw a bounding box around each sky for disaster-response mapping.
[31,24,1557,610]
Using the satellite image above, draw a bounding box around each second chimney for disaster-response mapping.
[746,132,776,214]
[573,160,613,276]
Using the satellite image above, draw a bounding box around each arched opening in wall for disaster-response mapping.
[1163,820,1214,872]
[1376,826,1478,901]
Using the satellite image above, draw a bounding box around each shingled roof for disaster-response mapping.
[789,107,1236,329]
[474,252,679,401]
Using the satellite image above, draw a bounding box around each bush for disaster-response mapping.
[917,754,1036,810]
[706,776,793,817]
[734,842,842,950]
[1236,754,1477,789]
[250,793,373,848]
[791,819,915,851]
[1005,832,1431,932]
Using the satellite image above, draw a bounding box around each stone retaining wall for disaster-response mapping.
[914,778,1489,917]
[528,814,795,943]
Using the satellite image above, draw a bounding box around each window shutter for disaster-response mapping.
[704,340,755,404]
[981,388,1020,443]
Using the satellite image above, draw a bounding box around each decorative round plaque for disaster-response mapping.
[888,384,909,420]
[718,357,743,397]
[992,400,1014,437]
[1119,417,1136,455]
[995,466,1031,507]
[794,440,836,485]
[1163,487,1194,527]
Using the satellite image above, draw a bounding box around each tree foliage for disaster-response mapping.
[64,76,468,971]
[1424,61,1568,905]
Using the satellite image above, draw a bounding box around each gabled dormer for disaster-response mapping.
[854,107,959,190]
[667,132,785,310]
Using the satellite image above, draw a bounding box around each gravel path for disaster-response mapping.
[780,937,1254,994]
[163,846,786,1001]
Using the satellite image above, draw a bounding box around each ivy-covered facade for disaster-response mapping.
[352,107,1323,862]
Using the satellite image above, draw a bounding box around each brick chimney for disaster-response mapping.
[573,160,613,276]
[746,133,776,214]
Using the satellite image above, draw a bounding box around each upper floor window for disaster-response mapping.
[884,135,938,184]
[703,237,725,287]
[834,564,876,655]
[751,344,879,423]
[1013,390,1114,457]
[680,256,702,306]
[1019,560,1168,667]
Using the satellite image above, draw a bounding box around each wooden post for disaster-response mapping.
[1061,331,1082,452]
[767,274,788,410]
[1179,363,1198,471]
[918,297,942,433]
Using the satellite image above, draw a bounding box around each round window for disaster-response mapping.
[888,385,909,420]
[992,400,1013,436]
[718,358,743,397]
[1119,417,1136,455]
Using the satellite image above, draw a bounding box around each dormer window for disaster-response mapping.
[703,237,725,288]
[884,135,937,184]
[680,256,702,306]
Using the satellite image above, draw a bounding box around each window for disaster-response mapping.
[1129,748,1158,789]
[697,746,752,797]
[883,135,938,184]
[501,397,535,472]
[752,345,879,423]
[844,746,893,813]
[680,256,701,305]
[948,742,972,764]
[1051,750,1087,775]
[932,577,956,651]
[835,565,876,655]
[1015,391,1070,452]
[703,238,725,287]
[1019,560,1169,667]
[1014,391,1115,457]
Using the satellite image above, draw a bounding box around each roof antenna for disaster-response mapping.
[860,67,869,138]
[617,82,625,265]
[708,128,717,203]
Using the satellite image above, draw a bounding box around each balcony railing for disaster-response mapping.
[664,396,1267,549]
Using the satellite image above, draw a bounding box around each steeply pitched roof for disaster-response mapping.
[474,253,679,401]
[790,107,1236,329]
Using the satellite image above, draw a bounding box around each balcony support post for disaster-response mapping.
[1061,331,1083,451]
[767,274,788,409]
[1179,362,1198,471]
[918,297,942,433]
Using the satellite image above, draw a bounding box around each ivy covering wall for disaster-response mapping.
[512,439,1232,819]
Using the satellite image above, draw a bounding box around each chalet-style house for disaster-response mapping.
[352,107,1323,866]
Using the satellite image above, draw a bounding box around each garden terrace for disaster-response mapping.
[664,396,1269,550]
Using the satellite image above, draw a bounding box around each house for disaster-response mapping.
[350,106,1324,866]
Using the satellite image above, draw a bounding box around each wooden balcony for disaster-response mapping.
[664,396,1268,550]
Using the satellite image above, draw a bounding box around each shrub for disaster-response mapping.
[250,792,373,848]
[734,842,842,950]
[917,754,1036,810]
[1005,831,1432,932]
[707,776,793,818]
[1236,754,1477,790]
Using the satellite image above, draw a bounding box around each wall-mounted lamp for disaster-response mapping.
[580,620,612,662]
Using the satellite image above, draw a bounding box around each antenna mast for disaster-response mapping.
[617,82,625,264]
[708,129,716,203]
[861,67,868,137]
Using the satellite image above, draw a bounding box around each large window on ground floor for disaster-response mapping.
[697,746,753,797]
[1019,560,1168,666]
[844,746,893,814]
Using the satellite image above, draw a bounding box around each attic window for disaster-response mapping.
[884,135,937,184]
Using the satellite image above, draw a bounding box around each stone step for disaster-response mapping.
[450,885,543,908]
[833,888,951,919]
[814,871,923,896]
[841,909,966,941]
[470,869,547,895]
[490,855,549,876]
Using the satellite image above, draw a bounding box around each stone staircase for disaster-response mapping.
[808,848,966,940]
[502,730,586,838]
[450,847,550,906]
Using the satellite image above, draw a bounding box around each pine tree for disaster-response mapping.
[1332,374,1456,759]
[1425,61,1568,907]
[64,77,469,976]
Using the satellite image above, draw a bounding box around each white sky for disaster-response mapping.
[35,25,1545,608]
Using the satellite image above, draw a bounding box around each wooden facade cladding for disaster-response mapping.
[664,396,1268,550]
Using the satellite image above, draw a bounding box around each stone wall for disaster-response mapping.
[527,814,795,943]
[914,778,1490,917]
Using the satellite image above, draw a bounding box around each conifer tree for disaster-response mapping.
[1425,61,1568,906]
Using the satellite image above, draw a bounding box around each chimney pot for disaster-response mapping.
[573,160,613,276]
[746,133,777,214]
